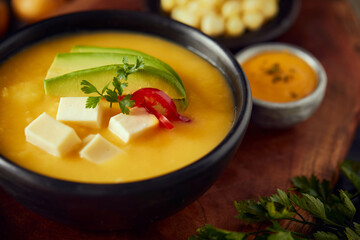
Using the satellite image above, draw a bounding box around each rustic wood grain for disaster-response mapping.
[1,0,360,239]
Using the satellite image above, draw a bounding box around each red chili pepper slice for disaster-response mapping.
[132,88,190,129]
[141,102,174,129]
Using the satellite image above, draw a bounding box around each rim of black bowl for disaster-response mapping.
[0,10,252,195]
[145,0,301,50]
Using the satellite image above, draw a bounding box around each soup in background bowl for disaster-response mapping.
[0,11,251,229]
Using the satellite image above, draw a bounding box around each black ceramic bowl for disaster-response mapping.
[146,0,301,51]
[0,11,252,230]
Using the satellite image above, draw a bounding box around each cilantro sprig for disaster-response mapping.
[80,56,144,114]
[190,160,360,240]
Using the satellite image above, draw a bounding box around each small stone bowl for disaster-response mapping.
[236,43,327,129]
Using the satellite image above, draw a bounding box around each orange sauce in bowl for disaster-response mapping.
[242,51,317,103]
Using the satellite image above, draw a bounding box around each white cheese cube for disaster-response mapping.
[25,112,81,157]
[56,97,104,129]
[79,134,122,163]
[108,107,159,143]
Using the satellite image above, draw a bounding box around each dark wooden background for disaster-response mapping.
[0,0,360,239]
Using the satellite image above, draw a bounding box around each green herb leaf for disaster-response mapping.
[189,224,247,240]
[266,201,295,219]
[269,189,292,208]
[121,81,128,90]
[336,190,356,221]
[235,190,297,224]
[340,160,360,192]
[117,68,127,81]
[290,194,331,223]
[313,231,340,240]
[292,175,357,227]
[122,56,129,72]
[130,56,145,73]
[116,56,144,81]
[267,220,285,232]
[119,95,135,115]
[81,80,99,94]
[190,164,360,240]
[345,227,360,240]
[102,81,111,94]
[85,96,101,108]
[234,199,268,223]
[292,175,333,204]
[80,56,144,114]
[266,222,301,240]
[104,89,118,103]
[112,77,122,96]
[354,223,360,235]
[267,232,296,240]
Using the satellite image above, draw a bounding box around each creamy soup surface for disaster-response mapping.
[0,32,234,183]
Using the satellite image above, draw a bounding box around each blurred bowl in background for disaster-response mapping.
[146,0,301,51]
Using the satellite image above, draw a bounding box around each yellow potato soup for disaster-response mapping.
[0,32,234,183]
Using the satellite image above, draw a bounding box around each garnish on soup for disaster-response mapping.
[80,55,190,128]
[80,56,144,114]
[26,46,191,160]
[132,88,190,129]
[44,47,188,110]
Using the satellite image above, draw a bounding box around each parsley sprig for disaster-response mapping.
[80,56,144,114]
[190,160,360,240]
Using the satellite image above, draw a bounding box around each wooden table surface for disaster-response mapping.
[1,0,360,239]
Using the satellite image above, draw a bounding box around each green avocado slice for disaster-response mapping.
[46,52,178,81]
[44,65,188,109]
[70,46,185,89]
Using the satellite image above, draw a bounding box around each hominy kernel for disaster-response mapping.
[243,0,262,12]
[243,10,264,31]
[161,0,176,12]
[221,0,243,19]
[261,0,278,19]
[226,15,245,36]
[171,7,201,28]
[201,12,225,37]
